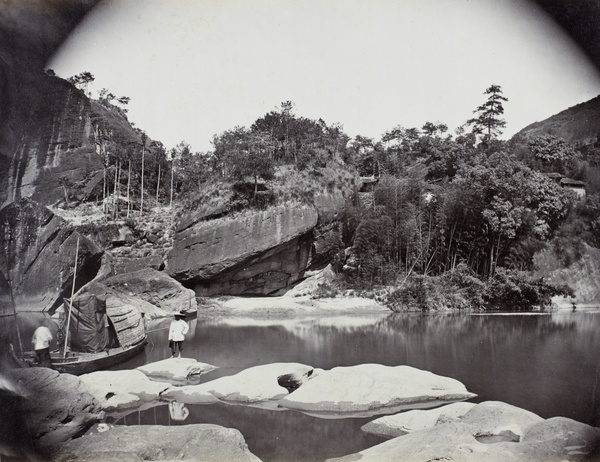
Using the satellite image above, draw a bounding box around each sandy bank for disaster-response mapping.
[198,294,390,318]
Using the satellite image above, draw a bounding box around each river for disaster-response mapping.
[108,306,600,461]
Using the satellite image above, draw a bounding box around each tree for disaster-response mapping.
[281,101,295,161]
[467,85,508,142]
[528,135,577,173]
[68,71,95,95]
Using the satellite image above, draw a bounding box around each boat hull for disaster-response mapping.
[15,340,147,375]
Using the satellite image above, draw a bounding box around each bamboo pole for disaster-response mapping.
[156,164,161,203]
[63,237,80,359]
[170,160,174,209]
[140,144,145,216]
[113,161,118,220]
[127,160,131,218]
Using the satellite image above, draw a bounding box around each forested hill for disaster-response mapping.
[514,94,600,145]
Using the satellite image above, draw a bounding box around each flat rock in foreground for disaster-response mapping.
[136,358,218,385]
[53,424,260,462]
[279,364,476,418]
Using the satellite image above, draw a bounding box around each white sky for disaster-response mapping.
[47,0,600,153]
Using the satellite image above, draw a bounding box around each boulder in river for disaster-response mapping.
[334,401,600,462]
[279,364,476,418]
[136,357,218,385]
[79,370,170,415]
[193,362,314,408]
[53,423,261,461]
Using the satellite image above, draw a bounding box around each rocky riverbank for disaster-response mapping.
[5,357,599,461]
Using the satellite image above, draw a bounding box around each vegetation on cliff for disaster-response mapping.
[27,75,600,310]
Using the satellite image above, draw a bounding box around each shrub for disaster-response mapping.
[484,268,573,311]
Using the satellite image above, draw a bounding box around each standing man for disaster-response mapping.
[168,312,189,358]
[32,321,53,368]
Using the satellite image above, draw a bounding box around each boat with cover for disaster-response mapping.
[15,293,147,375]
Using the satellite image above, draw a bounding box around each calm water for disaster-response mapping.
[13,308,600,461]
[108,308,600,462]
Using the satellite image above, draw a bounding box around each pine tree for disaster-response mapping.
[467,85,508,142]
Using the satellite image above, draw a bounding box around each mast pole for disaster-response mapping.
[63,236,80,359]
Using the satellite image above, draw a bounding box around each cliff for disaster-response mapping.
[0,0,142,207]
[167,195,346,296]
[0,198,104,312]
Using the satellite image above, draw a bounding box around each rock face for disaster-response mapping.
[0,0,99,166]
[0,70,141,207]
[1,30,141,208]
[54,424,261,462]
[167,204,318,295]
[336,401,600,462]
[9,368,102,450]
[279,364,476,418]
[0,198,104,312]
[167,192,350,296]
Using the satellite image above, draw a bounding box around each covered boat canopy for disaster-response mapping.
[64,293,145,353]
[105,294,146,348]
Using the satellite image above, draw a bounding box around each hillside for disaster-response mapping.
[514,94,600,145]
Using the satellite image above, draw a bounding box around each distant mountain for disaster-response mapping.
[514,95,600,145]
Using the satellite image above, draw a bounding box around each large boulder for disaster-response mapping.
[0,198,103,312]
[136,358,218,385]
[279,364,476,418]
[187,363,314,408]
[460,400,544,439]
[167,204,318,295]
[54,424,261,462]
[9,368,102,450]
[334,402,600,462]
[78,370,170,415]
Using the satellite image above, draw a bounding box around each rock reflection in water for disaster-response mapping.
[117,401,386,461]
[114,309,600,456]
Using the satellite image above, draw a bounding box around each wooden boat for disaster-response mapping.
[13,292,147,375]
[14,340,147,375]
[179,308,197,320]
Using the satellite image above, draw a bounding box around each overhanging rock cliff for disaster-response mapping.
[167,194,347,296]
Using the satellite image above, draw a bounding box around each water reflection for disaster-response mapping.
[169,402,189,421]
[7,306,599,461]
[116,310,600,430]
[117,401,385,461]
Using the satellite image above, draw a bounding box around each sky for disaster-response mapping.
[47,0,600,153]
